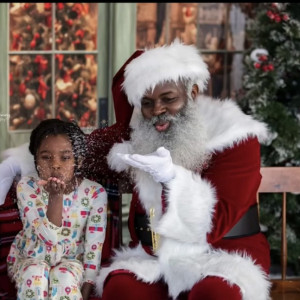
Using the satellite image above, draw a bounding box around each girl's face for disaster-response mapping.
[36,134,76,185]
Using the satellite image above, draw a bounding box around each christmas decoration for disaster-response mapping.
[9,3,98,130]
[238,3,300,276]
[9,54,52,130]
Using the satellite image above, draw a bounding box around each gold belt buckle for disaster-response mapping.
[149,207,160,251]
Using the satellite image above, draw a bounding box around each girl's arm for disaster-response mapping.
[17,176,61,246]
[83,182,107,289]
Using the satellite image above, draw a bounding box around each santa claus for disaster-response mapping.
[95,40,271,300]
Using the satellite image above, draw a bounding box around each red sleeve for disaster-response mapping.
[83,123,131,183]
[204,137,262,243]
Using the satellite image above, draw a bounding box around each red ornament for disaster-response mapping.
[267,64,274,71]
[57,3,64,10]
[55,54,64,69]
[67,19,73,27]
[282,14,289,21]
[34,33,40,40]
[19,82,26,96]
[254,63,261,69]
[46,15,52,28]
[80,111,90,127]
[27,70,33,78]
[274,14,281,23]
[30,39,36,49]
[262,65,269,72]
[35,107,46,120]
[38,76,49,100]
[259,55,268,62]
[267,11,275,20]
[44,3,52,11]
[75,29,84,39]
[185,7,192,18]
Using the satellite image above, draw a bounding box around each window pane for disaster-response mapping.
[9,3,99,131]
[55,54,97,128]
[168,3,198,45]
[55,3,98,51]
[9,54,52,130]
[9,3,52,51]
[136,3,160,48]
[196,3,227,50]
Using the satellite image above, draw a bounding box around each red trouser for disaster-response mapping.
[101,271,241,300]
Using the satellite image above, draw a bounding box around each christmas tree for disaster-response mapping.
[239,3,300,276]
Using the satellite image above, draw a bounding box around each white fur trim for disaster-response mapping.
[157,242,271,299]
[197,96,269,152]
[122,40,210,107]
[134,170,163,219]
[1,142,36,176]
[107,141,134,172]
[156,165,216,245]
[95,244,161,297]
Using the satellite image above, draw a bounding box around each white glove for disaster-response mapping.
[117,147,175,183]
[0,156,21,205]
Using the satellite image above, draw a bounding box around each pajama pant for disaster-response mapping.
[101,271,242,300]
[13,258,84,300]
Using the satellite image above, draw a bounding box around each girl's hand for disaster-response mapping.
[39,177,65,226]
[38,177,66,195]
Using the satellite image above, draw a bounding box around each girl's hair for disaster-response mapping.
[29,118,87,175]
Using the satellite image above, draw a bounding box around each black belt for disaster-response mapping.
[223,204,260,239]
[134,204,260,246]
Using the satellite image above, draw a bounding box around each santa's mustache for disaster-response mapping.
[149,113,180,126]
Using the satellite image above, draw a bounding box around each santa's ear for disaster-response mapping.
[191,84,199,100]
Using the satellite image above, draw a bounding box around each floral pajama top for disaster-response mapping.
[7,175,107,285]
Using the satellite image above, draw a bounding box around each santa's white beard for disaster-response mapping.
[130,99,210,171]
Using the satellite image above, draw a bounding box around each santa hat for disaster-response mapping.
[122,39,210,108]
[111,50,144,125]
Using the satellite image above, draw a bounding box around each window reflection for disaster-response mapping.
[136,3,248,100]
[55,54,97,128]
[9,3,52,51]
[55,3,98,51]
[9,55,52,130]
[9,3,98,131]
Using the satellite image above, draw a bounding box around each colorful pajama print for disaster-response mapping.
[7,175,107,299]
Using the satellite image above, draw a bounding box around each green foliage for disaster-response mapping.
[239,3,300,276]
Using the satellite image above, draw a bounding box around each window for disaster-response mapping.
[136,3,253,100]
[8,3,98,131]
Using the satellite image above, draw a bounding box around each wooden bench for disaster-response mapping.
[259,167,300,300]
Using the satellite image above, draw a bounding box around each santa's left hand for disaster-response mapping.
[117,147,175,183]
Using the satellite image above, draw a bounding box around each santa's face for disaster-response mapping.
[131,85,209,171]
[141,81,192,132]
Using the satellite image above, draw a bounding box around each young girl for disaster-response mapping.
[6,119,107,300]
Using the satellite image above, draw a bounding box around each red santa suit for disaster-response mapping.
[95,95,271,300]
[93,42,271,300]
